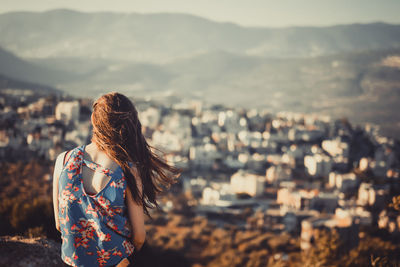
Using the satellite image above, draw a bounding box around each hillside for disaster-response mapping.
[0,152,399,266]
[35,48,399,137]
[0,73,61,95]
[0,46,76,86]
[1,44,399,137]
[1,213,399,267]
[0,10,400,63]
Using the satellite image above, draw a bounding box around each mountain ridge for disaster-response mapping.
[1,9,398,29]
[0,73,61,95]
[0,46,77,86]
[1,9,400,63]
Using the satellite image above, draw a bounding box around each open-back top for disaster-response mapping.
[58,145,134,267]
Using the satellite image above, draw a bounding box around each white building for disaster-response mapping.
[55,101,80,125]
[335,207,372,227]
[357,183,389,209]
[304,154,333,177]
[230,170,265,197]
[358,157,371,172]
[277,188,316,210]
[202,187,221,205]
[201,182,232,205]
[322,138,349,158]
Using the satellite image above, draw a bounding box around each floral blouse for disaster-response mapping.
[58,145,135,267]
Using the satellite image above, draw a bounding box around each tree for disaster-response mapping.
[302,229,341,266]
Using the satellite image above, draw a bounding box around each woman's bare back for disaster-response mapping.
[81,142,121,195]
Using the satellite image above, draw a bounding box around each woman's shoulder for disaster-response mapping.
[54,146,83,172]
[53,149,73,183]
[54,150,68,167]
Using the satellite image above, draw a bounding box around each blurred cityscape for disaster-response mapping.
[1,88,399,266]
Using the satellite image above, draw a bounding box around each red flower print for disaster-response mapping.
[104,233,111,241]
[87,219,111,242]
[97,196,110,207]
[110,179,124,189]
[59,189,77,215]
[123,221,132,236]
[97,248,111,267]
[86,204,99,218]
[59,215,69,225]
[122,240,134,254]
[95,196,116,217]
[64,256,72,265]
[67,163,77,171]
[107,220,119,232]
[71,218,96,248]
[114,207,123,214]
[112,250,123,257]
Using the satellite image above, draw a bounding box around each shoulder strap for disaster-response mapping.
[63,149,73,166]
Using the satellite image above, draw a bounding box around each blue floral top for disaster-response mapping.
[58,145,135,267]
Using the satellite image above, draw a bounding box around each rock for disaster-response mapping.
[0,236,65,267]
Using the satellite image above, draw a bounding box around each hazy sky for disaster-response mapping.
[1,0,399,27]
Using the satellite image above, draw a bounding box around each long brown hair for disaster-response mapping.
[91,92,180,216]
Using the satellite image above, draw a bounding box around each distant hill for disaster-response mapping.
[26,48,398,137]
[3,44,398,137]
[0,46,76,86]
[0,73,60,95]
[0,9,400,63]
[163,49,400,137]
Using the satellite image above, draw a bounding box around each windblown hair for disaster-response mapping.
[91,92,180,216]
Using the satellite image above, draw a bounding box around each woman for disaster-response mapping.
[52,92,180,267]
